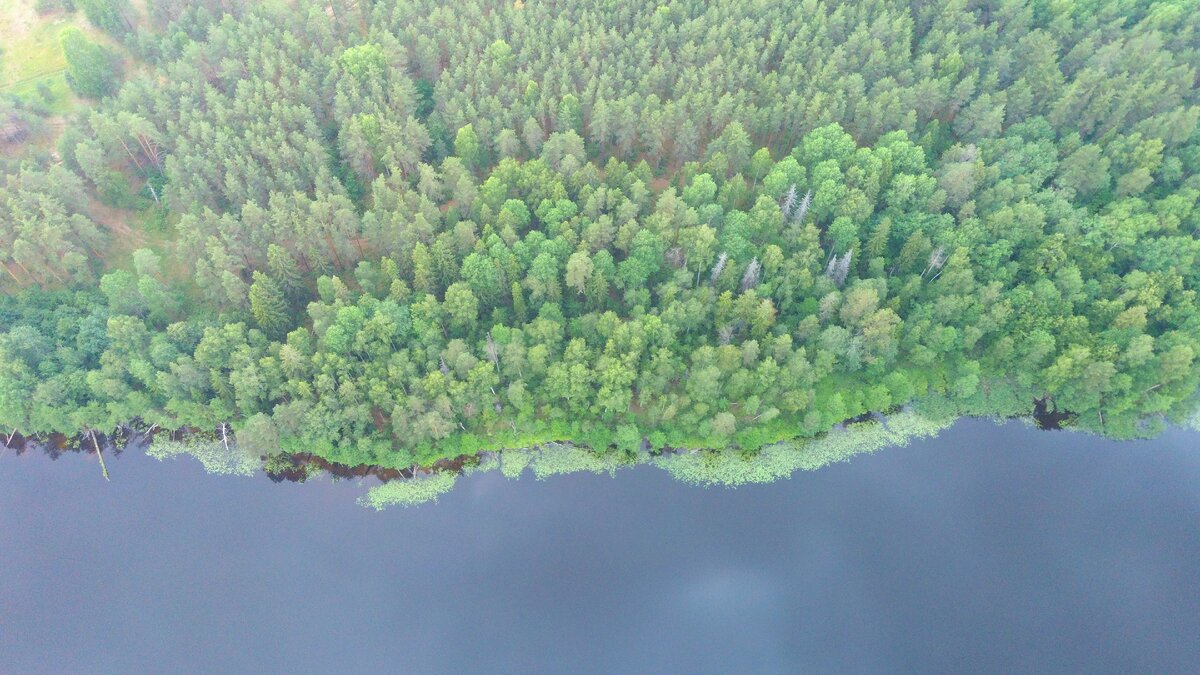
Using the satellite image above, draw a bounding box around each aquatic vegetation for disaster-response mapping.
[527,442,629,480]
[146,434,259,477]
[499,449,533,480]
[359,472,459,510]
[653,410,953,487]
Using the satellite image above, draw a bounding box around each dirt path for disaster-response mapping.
[87,199,141,241]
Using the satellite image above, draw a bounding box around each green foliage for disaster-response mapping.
[338,43,386,80]
[61,28,120,99]
[3,0,1200,507]
[76,0,132,37]
[0,165,107,290]
[248,272,290,338]
[454,124,483,170]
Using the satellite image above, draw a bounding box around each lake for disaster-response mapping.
[2,418,1198,673]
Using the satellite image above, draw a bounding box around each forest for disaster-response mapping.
[1,0,1199,475]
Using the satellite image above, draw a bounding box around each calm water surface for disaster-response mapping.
[2,419,1198,673]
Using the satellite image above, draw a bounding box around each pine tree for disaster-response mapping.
[249,272,290,338]
[412,243,436,294]
[77,0,133,36]
[511,281,528,323]
[267,244,305,301]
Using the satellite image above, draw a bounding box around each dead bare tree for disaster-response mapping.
[740,257,762,292]
[710,252,728,284]
[90,430,110,482]
[922,246,947,278]
[825,250,852,287]
[486,332,500,371]
[780,184,798,218]
[793,190,812,225]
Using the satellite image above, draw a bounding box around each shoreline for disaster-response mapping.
[3,397,1080,505]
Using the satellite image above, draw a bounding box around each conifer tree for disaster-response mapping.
[249,272,290,338]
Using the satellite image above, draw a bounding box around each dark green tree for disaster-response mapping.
[61,29,121,99]
[249,272,290,338]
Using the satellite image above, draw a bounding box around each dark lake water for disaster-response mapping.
[2,419,1198,673]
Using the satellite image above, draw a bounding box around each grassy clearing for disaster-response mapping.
[6,73,71,110]
[101,204,183,279]
[1,0,73,112]
[0,0,119,114]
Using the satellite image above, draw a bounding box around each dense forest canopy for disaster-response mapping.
[2,0,1199,472]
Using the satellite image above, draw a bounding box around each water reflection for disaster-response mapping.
[1033,396,1074,430]
[1,419,1198,672]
